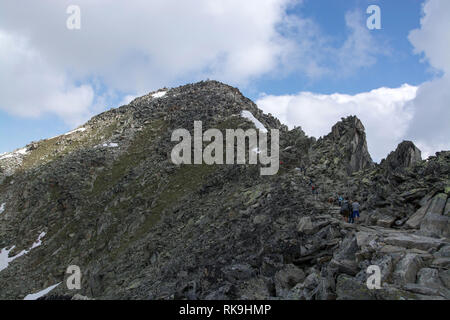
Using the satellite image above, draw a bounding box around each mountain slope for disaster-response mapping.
[0,81,449,300]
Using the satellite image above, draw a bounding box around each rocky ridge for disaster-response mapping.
[0,81,449,300]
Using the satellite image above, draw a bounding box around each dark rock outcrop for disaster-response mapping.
[307,116,374,181]
[329,116,374,174]
[0,81,448,300]
[382,141,422,170]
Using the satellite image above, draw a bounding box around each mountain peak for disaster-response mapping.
[1,82,448,301]
[382,140,422,170]
[311,115,373,175]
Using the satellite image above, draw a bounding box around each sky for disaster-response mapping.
[0,0,449,162]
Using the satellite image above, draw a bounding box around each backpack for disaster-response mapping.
[340,201,350,214]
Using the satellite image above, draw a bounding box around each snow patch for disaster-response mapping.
[0,203,5,214]
[102,142,119,148]
[64,128,86,136]
[152,91,167,99]
[0,247,15,272]
[24,283,61,300]
[0,148,29,160]
[0,232,46,273]
[16,148,28,155]
[241,111,267,133]
[0,153,13,160]
[31,232,46,249]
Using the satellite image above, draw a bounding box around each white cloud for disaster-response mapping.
[337,10,385,75]
[416,140,449,160]
[405,0,450,157]
[256,84,418,162]
[409,0,450,74]
[0,1,383,125]
[0,0,297,92]
[273,8,384,79]
[0,30,94,126]
[119,95,138,107]
[257,0,450,163]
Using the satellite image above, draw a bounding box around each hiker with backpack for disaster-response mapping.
[351,199,360,224]
[340,197,351,222]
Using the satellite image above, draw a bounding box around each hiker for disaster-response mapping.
[311,184,315,195]
[348,199,355,224]
[338,195,343,207]
[340,197,351,222]
[352,199,360,223]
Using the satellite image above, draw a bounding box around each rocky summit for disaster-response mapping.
[0,81,449,300]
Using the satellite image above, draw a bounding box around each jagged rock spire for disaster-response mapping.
[326,115,374,174]
[382,141,422,170]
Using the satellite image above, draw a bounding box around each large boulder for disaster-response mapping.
[406,205,429,229]
[420,214,450,238]
[384,233,445,251]
[287,272,320,300]
[274,264,305,296]
[411,268,450,299]
[308,115,374,177]
[371,254,394,283]
[393,253,424,284]
[297,216,314,235]
[439,269,450,288]
[425,193,448,216]
[382,141,422,170]
[417,268,444,289]
[419,193,449,238]
[330,116,374,174]
[335,274,375,300]
[329,236,359,275]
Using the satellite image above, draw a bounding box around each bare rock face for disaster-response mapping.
[321,115,374,175]
[0,80,448,301]
[337,116,373,174]
[382,141,422,170]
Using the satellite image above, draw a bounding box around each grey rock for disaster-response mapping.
[406,205,429,229]
[297,216,314,235]
[426,193,448,216]
[222,264,255,282]
[419,193,449,238]
[382,141,422,170]
[393,253,423,284]
[383,233,445,251]
[417,268,444,289]
[420,213,450,238]
[439,269,450,288]
[336,274,375,300]
[274,264,305,296]
[0,81,448,300]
